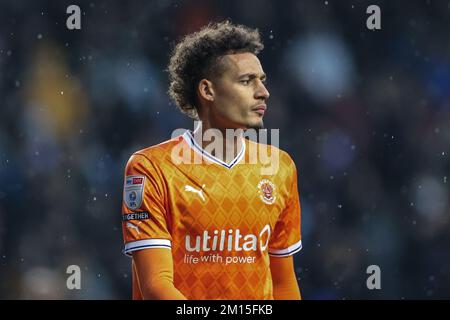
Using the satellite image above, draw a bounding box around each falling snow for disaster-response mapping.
[0,1,447,301]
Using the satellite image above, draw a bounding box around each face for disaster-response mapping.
[207,52,270,130]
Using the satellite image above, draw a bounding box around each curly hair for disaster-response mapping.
[167,20,264,119]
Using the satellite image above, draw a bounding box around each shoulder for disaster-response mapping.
[245,138,297,171]
[127,134,185,166]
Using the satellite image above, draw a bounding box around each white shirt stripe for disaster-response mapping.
[269,239,302,257]
[123,239,171,257]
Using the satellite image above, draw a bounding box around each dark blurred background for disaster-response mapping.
[0,0,449,299]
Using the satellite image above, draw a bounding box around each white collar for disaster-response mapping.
[181,130,246,169]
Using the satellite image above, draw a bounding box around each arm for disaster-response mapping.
[122,154,184,299]
[133,248,187,300]
[270,255,301,300]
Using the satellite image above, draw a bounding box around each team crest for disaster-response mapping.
[124,175,145,210]
[257,179,276,205]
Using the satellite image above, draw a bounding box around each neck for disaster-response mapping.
[192,120,244,164]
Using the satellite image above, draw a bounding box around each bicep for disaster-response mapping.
[270,255,301,300]
[270,255,296,282]
[133,248,186,300]
[133,248,174,280]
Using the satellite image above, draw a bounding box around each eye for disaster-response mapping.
[240,79,250,85]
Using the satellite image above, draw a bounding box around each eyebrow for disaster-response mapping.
[238,73,267,80]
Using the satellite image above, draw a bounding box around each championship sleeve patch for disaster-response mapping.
[123,175,145,210]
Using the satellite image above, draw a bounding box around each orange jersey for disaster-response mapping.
[121,130,302,300]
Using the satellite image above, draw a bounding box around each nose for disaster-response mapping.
[255,81,270,101]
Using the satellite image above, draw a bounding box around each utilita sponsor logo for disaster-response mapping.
[185,225,271,252]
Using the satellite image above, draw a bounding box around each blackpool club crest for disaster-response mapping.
[257,179,276,205]
[124,175,145,210]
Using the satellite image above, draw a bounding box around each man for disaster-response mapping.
[121,21,302,300]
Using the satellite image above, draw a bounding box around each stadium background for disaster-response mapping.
[0,0,449,299]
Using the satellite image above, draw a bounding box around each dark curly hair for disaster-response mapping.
[167,20,264,119]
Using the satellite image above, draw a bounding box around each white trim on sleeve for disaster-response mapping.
[269,239,302,257]
[123,239,172,257]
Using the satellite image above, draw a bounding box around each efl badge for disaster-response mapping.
[257,179,276,205]
[124,175,145,210]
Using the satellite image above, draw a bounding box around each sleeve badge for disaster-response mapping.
[123,175,145,210]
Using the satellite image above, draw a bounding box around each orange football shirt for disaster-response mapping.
[121,130,302,300]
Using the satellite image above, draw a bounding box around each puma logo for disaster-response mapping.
[184,184,206,202]
[126,222,141,234]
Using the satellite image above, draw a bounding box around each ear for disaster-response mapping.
[198,79,215,102]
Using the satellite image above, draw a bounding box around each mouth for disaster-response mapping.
[252,104,267,116]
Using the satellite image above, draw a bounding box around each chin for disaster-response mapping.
[247,121,264,130]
